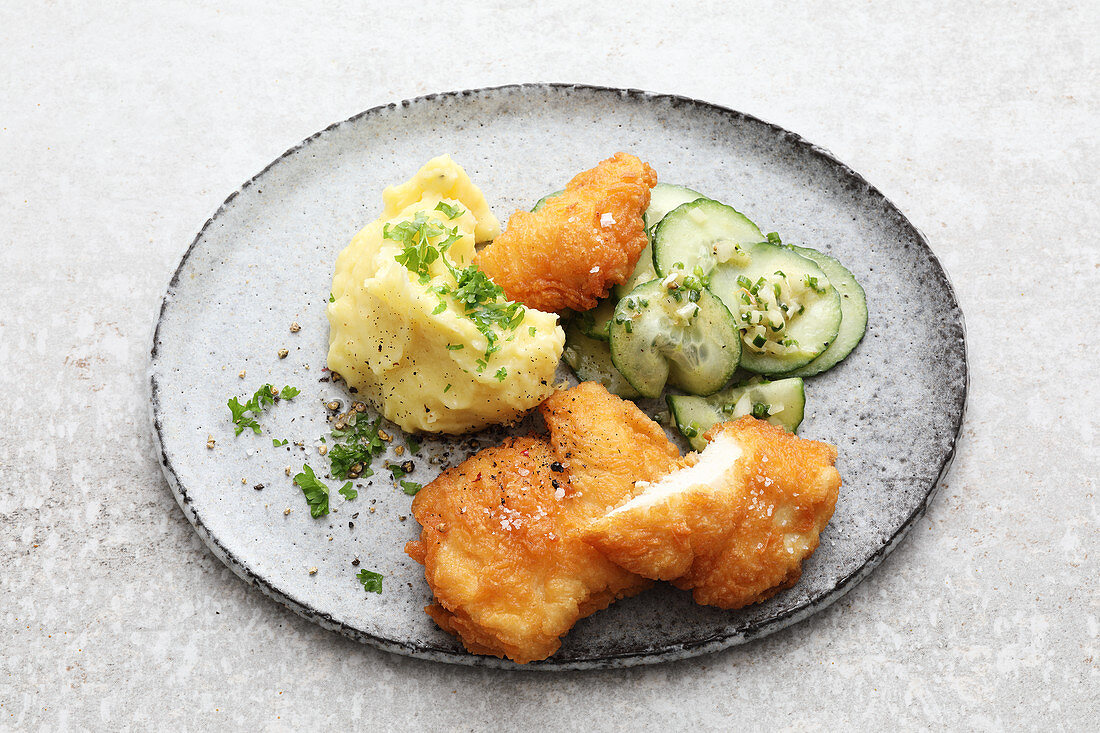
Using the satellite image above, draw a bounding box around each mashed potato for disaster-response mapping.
[327,156,564,434]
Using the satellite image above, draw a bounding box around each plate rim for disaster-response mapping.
[148,82,969,670]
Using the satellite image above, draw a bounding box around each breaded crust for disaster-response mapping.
[475,152,657,313]
[539,381,682,520]
[405,383,679,663]
[583,417,841,609]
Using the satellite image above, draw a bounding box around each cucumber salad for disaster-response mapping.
[560,183,868,446]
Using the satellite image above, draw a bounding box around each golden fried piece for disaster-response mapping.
[540,381,682,520]
[582,417,840,609]
[405,382,679,663]
[475,152,657,313]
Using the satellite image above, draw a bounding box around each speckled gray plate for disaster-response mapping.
[149,84,966,669]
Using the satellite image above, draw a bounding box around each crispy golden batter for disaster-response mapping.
[405,382,679,663]
[582,417,840,609]
[541,381,682,519]
[475,152,657,313]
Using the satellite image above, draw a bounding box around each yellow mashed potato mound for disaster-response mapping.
[327,156,564,434]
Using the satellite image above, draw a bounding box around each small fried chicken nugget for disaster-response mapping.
[582,417,840,609]
[405,382,678,663]
[475,152,657,313]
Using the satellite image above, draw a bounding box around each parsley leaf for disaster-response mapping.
[400,480,422,496]
[388,463,408,480]
[388,212,453,281]
[293,464,330,518]
[227,384,301,436]
[227,397,261,436]
[338,481,357,500]
[434,201,465,219]
[356,569,383,594]
[252,384,277,410]
[386,211,527,365]
[494,367,507,382]
[405,436,420,455]
[328,413,386,480]
[273,438,288,447]
[329,292,335,302]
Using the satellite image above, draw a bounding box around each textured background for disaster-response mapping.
[2,1,1096,730]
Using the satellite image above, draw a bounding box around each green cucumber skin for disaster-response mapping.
[708,242,843,375]
[616,184,707,300]
[576,297,616,342]
[531,190,564,212]
[668,377,805,451]
[608,280,740,399]
[652,199,764,278]
[779,246,868,378]
[562,321,641,399]
[644,184,706,232]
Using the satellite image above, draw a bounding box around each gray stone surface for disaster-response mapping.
[1,0,1096,729]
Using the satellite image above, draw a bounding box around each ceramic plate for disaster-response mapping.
[149,84,967,669]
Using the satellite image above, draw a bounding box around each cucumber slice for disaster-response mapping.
[708,242,843,375]
[608,280,741,398]
[652,199,764,279]
[531,190,564,212]
[668,377,805,451]
[779,246,868,377]
[615,184,707,299]
[563,321,640,399]
[573,297,616,341]
[644,184,707,232]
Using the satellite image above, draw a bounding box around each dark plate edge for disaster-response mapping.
[147,82,969,670]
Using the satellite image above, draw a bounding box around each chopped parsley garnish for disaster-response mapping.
[387,212,460,282]
[388,463,408,480]
[494,367,508,382]
[227,398,261,435]
[356,569,383,594]
[329,292,335,303]
[751,402,771,419]
[293,463,330,518]
[434,201,465,219]
[386,211,527,366]
[529,326,537,336]
[227,384,300,436]
[272,438,288,447]
[328,413,386,480]
[400,480,422,496]
[338,481,357,500]
[405,436,420,455]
